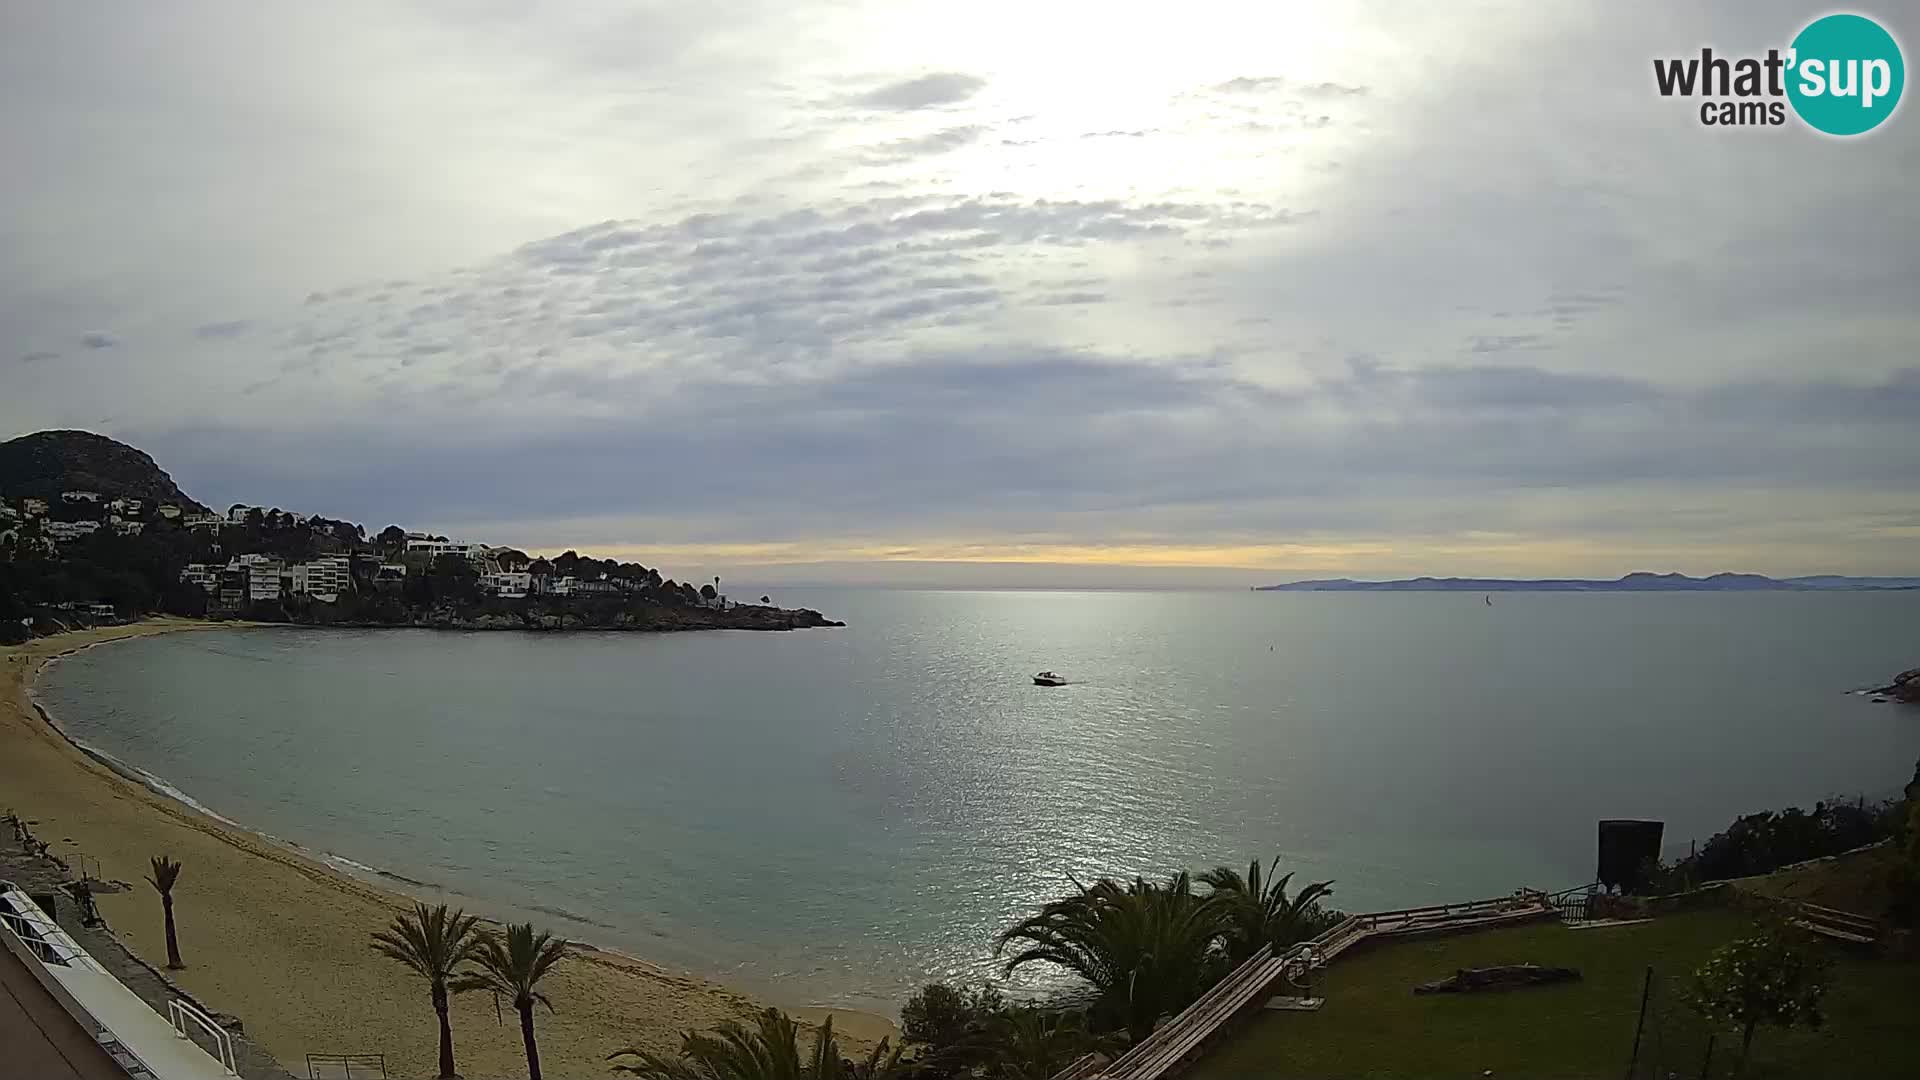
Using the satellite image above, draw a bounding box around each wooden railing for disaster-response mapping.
[1058,889,1557,1080]
[1790,901,1883,946]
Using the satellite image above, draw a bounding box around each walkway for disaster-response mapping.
[0,938,129,1080]
[1054,891,1559,1080]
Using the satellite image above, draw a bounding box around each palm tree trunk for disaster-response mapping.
[518,1000,542,1080]
[161,894,182,968]
[1737,1016,1758,1078]
[433,986,459,1078]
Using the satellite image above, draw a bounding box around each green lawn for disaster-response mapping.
[1189,909,1920,1080]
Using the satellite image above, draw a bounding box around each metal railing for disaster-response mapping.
[168,996,240,1075]
[0,888,107,971]
[306,1052,389,1078]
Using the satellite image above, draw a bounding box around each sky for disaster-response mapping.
[2,1,1916,586]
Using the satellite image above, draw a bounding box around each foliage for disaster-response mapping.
[1885,759,1920,928]
[975,1007,1118,1080]
[1198,858,1338,962]
[609,1007,904,1080]
[996,872,1230,1043]
[457,922,569,1080]
[1674,799,1895,884]
[1685,925,1831,1065]
[902,982,1006,1052]
[369,902,486,1079]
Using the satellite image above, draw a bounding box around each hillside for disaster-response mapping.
[1254,572,1920,592]
[0,430,209,513]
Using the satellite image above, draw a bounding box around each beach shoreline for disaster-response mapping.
[4,620,896,1078]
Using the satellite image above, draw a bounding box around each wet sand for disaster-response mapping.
[2,620,894,1078]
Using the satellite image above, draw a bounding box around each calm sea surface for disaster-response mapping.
[35,589,1920,1012]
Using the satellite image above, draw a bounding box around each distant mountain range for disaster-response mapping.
[1254,572,1920,592]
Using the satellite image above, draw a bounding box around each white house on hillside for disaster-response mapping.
[291,556,352,602]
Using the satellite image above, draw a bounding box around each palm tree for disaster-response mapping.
[980,1007,1118,1080]
[1199,858,1337,963]
[369,902,484,1079]
[146,856,185,968]
[996,873,1230,1043]
[457,923,568,1080]
[610,1007,858,1080]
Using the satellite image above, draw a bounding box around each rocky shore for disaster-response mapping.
[236,596,845,634]
[1871,666,1920,703]
[373,602,844,632]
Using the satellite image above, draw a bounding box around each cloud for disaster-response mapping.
[852,72,986,110]
[863,125,986,164]
[6,1,1920,578]
[79,331,118,349]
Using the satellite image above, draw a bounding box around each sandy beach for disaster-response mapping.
[2,620,894,1079]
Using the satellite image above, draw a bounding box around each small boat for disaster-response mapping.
[1033,671,1067,687]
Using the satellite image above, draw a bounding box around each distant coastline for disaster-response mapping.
[1254,571,1920,592]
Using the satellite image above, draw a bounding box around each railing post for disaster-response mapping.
[1624,965,1652,1080]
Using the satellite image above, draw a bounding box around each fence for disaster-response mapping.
[1544,881,1601,925]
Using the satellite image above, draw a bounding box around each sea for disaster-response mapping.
[33,588,1920,1014]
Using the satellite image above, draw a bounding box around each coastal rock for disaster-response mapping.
[1413,964,1582,995]
[307,600,844,634]
[1870,667,1920,703]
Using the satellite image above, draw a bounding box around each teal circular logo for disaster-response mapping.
[1787,14,1905,136]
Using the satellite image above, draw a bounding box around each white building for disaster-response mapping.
[228,504,260,522]
[22,497,48,516]
[108,497,144,515]
[229,554,284,601]
[157,503,182,520]
[0,504,19,522]
[45,520,101,542]
[479,571,532,598]
[181,564,221,592]
[111,518,145,536]
[290,556,353,601]
[61,490,102,504]
[184,513,224,530]
[406,538,488,561]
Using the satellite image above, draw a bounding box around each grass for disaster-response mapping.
[1734,843,1899,917]
[1188,907,1920,1080]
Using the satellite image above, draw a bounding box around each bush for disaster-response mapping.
[1686,925,1831,1068]
[1679,799,1894,883]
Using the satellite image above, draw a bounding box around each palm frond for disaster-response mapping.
[146,855,182,896]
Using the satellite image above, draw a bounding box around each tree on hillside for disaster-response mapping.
[900,982,1004,1077]
[1687,926,1831,1073]
[145,856,185,968]
[997,872,1230,1043]
[378,524,406,550]
[1199,858,1338,962]
[458,923,569,1080]
[370,902,485,1079]
[426,554,481,603]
